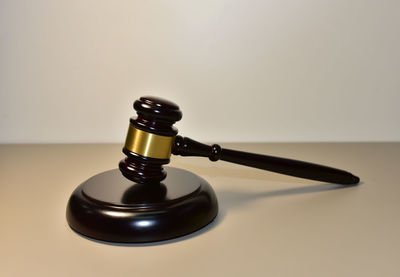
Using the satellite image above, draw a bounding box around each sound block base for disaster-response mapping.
[66,167,218,243]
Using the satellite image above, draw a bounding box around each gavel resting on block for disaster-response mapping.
[66,96,360,243]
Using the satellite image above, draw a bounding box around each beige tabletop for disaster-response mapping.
[0,143,399,276]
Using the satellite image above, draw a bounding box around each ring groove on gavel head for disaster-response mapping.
[119,96,182,184]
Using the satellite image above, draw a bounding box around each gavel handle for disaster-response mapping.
[172,136,360,185]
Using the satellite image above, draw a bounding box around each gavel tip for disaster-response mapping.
[345,174,360,185]
[352,174,360,184]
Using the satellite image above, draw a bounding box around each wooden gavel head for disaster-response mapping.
[119,96,182,184]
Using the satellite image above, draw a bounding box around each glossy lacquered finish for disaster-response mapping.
[67,95,359,244]
[121,96,360,186]
[173,136,360,185]
[119,96,183,184]
[66,167,218,243]
[131,96,182,137]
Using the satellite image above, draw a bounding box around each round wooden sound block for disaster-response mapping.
[66,167,218,243]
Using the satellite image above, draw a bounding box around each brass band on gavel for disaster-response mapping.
[124,124,175,159]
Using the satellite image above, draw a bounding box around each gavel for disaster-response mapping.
[66,96,359,243]
[119,96,359,185]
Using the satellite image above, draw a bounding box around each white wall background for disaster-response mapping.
[1,0,399,143]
